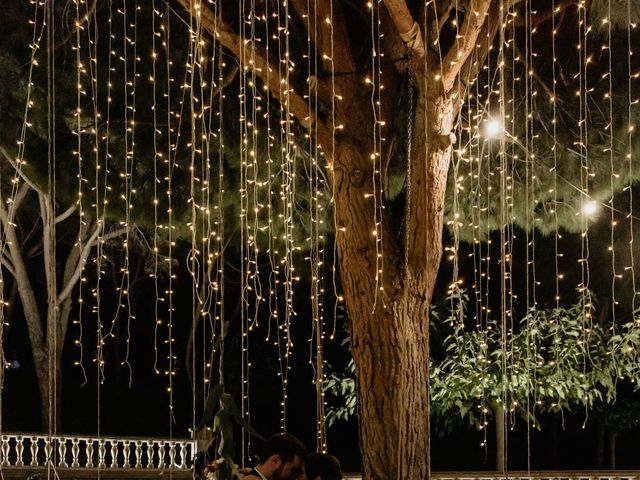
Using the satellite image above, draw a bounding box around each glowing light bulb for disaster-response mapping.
[583,201,599,216]
[484,118,502,139]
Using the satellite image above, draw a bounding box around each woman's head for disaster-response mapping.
[303,453,342,480]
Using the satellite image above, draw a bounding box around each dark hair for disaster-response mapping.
[259,434,307,465]
[304,453,342,480]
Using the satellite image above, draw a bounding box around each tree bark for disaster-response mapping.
[595,416,605,469]
[493,403,506,472]
[34,351,63,432]
[333,89,451,479]
[334,139,432,478]
[608,432,616,469]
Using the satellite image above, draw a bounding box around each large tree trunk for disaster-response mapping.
[333,85,451,478]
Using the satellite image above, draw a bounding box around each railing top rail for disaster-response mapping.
[341,472,640,480]
[342,470,640,480]
[429,471,640,477]
[1,432,193,443]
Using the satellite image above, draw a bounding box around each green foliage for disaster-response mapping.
[432,291,640,433]
[326,292,640,437]
[325,359,356,426]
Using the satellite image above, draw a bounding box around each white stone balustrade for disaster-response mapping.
[0,433,194,470]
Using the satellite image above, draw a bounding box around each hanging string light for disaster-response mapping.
[498,0,509,469]
[626,0,638,324]
[605,0,618,333]
[238,0,249,460]
[0,0,47,451]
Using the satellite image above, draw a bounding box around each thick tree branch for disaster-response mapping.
[57,0,98,50]
[12,182,32,214]
[0,255,16,278]
[175,0,333,147]
[56,224,129,305]
[514,0,579,27]
[0,147,44,196]
[290,0,356,75]
[57,221,103,304]
[458,0,500,92]
[101,226,129,243]
[316,0,357,73]
[383,0,425,58]
[441,0,493,92]
[0,201,45,353]
[55,204,78,224]
[383,0,416,42]
[212,62,239,99]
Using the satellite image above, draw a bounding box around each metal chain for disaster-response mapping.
[404,61,415,277]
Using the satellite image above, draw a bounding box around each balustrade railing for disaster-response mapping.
[0,433,194,470]
[343,472,640,480]
[1,437,638,480]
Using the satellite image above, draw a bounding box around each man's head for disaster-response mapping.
[258,433,307,480]
[302,453,342,480]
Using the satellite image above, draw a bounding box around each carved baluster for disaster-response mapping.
[149,442,155,469]
[123,440,130,468]
[0,434,9,466]
[155,442,162,468]
[106,440,114,468]
[112,440,118,468]
[174,443,182,469]
[16,435,24,467]
[30,437,38,466]
[58,437,66,467]
[169,441,176,468]
[44,437,52,467]
[98,439,106,468]
[146,442,153,469]
[176,442,183,469]
[139,441,146,468]
[86,440,94,468]
[134,440,142,468]
[163,441,169,468]
[71,438,80,468]
[115,440,121,468]
[181,442,189,468]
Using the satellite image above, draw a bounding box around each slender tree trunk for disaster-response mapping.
[549,414,559,469]
[595,416,605,469]
[608,431,616,469]
[35,352,63,432]
[493,403,506,471]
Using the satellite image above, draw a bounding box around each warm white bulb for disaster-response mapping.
[484,119,502,139]
[583,201,599,216]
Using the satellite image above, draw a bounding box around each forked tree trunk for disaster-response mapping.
[333,86,452,479]
[3,189,94,432]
